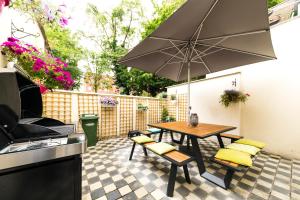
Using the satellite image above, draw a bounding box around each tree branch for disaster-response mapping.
[122,11,133,48]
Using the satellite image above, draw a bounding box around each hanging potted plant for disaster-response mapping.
[100,96,118,108]
[170,94,177,104]
[1,37,75,91]
[137,103,148,112]
[220,90,250,107]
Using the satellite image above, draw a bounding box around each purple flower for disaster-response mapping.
[57,4,66,13]
[59,17,68,27]
[100,97,118,106]
[33,58,46,72]
[44,4,55,21]
[7,37,19,42]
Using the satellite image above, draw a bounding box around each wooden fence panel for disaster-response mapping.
[42,91,186,140]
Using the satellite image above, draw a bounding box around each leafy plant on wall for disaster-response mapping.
[220,90,250,107]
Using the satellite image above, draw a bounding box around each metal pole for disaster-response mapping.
[187,61,191,124]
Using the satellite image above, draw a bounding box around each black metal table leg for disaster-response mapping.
[167,164,177,197]
[179,134,185,144]
[170,131,174,142]
[183,165,191,184]
[190,136,206,174]
[190,135,235,189]
[143,147,148,156]
[158,129,163,142]
[129,142,136,160]
[216,134,225,148]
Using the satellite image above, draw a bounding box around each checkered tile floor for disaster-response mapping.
[81,134,300,200]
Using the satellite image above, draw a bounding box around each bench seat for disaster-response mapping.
[220,133,243,143]
[129,138,193,197]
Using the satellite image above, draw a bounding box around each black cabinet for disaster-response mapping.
[0,155,82,200]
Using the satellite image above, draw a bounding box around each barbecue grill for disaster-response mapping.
[0,68,86,200]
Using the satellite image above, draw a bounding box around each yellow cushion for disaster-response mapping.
[215,149,253,167]
[132,136,154,144]
[146,142,176,155]
[226,143,260,155]
[235,139,266,149]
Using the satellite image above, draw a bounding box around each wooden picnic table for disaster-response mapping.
[148,121,236,189]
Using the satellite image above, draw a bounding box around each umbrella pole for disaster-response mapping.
[187,61,191,124]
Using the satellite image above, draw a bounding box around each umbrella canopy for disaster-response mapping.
[119,0,276,120]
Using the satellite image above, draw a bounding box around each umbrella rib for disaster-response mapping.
[191,46,212,73]
[160,50,184,60]
[190,0,219,41]
[169,40,186,57]
[155,44,188,75]
[195,42,276,59]
[193,29,269,43]
[149,36,189,43]
[192,37,228,61]
[191,60,204,64]
[119,42,187,63]
[177,44,190,81]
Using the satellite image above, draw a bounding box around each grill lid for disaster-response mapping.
[0,70,43,119]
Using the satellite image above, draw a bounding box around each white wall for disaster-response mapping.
[0,8,44,68]
[240,18,300,160]
[168,18,300,159]
[167,73,241,136]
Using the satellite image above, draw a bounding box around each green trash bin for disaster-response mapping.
[80,114,99,147]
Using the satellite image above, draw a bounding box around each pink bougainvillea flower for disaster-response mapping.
[39,84,48,94]
[7,37,18,42]
[57,4,66,13]
[0,0,9,15]
[44,4,55,21]
[59,17,68,27]
[1,37,75,90]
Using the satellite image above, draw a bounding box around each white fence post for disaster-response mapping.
[117,97,121,136]
[146,99,149,127]
[176,93,179,121]
[133,98,137,130]
[98,95,102,139]
[71,93,79,130]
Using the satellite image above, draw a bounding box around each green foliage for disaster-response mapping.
[45,24,83,89]
[161,106,176,122]
[170,94,176,100]
[85,0,145,94]
[268,0,283,8]
[83,52,114,92]
[220,90,250,107]
[141,0,186,39]
[115,0,186,96]
[161,106,169,122]
[157,92,168,99]
[10,0,83,89]
[137,103,148,111]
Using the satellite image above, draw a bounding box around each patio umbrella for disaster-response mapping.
[119,0,276,121]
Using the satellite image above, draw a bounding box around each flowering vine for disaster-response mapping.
[1,37,74,90]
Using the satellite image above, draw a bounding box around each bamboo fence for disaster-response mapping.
[42,90,187,140]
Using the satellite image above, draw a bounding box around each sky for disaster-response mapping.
[52,0,159,34]
[48,0,162,72]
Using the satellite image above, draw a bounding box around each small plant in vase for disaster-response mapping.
[170,94,176,101]
[220,90,250,107]
[100,96,118,108]
[137,103,148,111]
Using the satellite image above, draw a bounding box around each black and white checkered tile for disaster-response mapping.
[82,134,300,200]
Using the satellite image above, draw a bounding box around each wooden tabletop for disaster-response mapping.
[148,121,236,139]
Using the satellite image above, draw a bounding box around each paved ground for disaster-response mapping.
[81,134,300,200]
